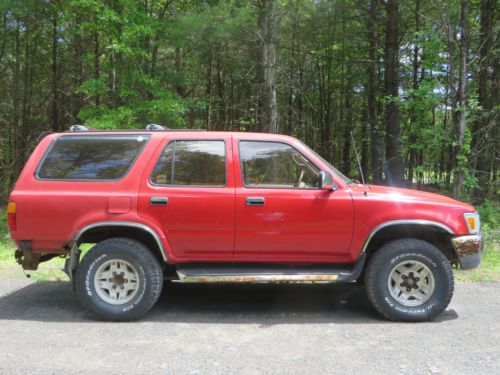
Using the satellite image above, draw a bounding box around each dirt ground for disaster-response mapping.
[0,277,498,375]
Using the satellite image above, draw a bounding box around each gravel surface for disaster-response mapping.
[0,277,498,375]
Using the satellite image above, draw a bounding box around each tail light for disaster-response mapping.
[7,202,16,231]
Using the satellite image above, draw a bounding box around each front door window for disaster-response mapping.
[239,141,320,189]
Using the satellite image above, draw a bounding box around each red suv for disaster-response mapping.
[8,126,483,321]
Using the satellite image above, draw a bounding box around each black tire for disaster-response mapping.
[75,238,163,321]
[365,238,454,322]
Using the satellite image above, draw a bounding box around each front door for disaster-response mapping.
[233,139,353,262]
[139,136,235,260]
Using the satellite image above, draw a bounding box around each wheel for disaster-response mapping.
[365,238,454,322]
[75,238,163,321]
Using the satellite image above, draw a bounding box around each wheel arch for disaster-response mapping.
[74,221,168,264]
[362,220,457,263]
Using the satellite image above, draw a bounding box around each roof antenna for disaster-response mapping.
[350,131,368,196]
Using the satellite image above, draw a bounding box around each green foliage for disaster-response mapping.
[455,201,500,282]
[79,95,187,129]
[477,200,500,231]
[0,0,497,203]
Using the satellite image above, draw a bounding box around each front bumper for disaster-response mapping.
[451,235,483,270]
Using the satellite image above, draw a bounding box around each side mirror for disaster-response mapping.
[318,171,334,191]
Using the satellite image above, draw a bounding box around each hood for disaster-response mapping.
[349,183,475,210]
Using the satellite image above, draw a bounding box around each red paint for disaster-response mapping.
[8,130,477,264]
[138,134,235,259]
[108,197,131,214]
[7,212,16,231]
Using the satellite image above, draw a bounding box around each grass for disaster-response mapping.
[454,226,500,282]
[0,205,499,282]
[455,201,500,282]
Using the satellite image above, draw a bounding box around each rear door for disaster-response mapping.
[138,134,235,260]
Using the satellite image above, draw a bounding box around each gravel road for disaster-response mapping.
[0,277,498,375]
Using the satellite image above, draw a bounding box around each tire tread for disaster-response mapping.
[365,238,454,322]
[75,237,163,321]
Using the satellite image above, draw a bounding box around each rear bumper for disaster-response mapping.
[451,235,483,270]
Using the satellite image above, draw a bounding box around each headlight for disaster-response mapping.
[464,213,480,234]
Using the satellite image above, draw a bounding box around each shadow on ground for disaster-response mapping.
[0,280,458,324]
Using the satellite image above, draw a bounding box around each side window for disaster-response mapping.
[37,135,149,180]
[239,141,320,188]
[151,140,226,186]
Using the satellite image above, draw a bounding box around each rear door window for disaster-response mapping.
[37,135,149,181]
[151,140,226,186]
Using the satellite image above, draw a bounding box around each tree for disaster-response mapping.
[451,0,469,198]
[0,0,498,203]
[471,0,497,201]
[366,0,382,184]
[383,0,404,187]
[255,0,278,133]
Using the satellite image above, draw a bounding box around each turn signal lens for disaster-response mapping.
[7,202,17,231]
[467,217,475,231]
[464,213,480,235]
[7,202,16,214]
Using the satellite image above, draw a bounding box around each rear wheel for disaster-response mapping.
[75,238,163,321]
[365,238,454,322]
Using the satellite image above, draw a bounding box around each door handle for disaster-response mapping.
[150,197,168,206]
[246,197,265,206]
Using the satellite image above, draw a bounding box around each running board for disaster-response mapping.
[175,254,366,284]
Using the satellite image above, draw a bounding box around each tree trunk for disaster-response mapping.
[472,0,495,201]
[366,0,382,184]
[407,0,421,186]
[452,0,469,198]
[384,0,404,186]
[256,0,278,133]
[94,31,101,107]
[342,88,352,174]
[51,11,59,131]
[11,20,21,186]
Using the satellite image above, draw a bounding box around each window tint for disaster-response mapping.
[240,141,320,188]
[37,135,149,180]
[151,140,226,186]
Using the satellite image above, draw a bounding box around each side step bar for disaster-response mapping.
[175,254,366,284]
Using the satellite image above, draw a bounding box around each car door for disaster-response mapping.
[138,135,235,260]
[233,138,354,262]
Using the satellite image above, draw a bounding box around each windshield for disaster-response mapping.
[298,141,350,184]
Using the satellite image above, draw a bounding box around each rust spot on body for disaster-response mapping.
[452,235,483,257]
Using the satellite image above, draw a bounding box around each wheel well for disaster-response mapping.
[363,224,457,263]
[77,225,167,265]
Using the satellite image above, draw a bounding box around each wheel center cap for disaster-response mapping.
[113,274,125,285]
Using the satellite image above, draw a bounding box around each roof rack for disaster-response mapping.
[145,124,206,132]
[146,124,167,131]
[66,124,207,132]
[69,125,91,132]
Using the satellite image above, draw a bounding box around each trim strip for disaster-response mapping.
[176,272,339,283]
[361,220,454,253]
[74,221,167,262]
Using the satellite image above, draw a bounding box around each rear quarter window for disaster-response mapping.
[36,135,149,181]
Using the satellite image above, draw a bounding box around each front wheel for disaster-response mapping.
[75,238,163,321]
[365,238,454,322]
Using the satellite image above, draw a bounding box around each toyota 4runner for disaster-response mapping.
[7,125,483,321]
